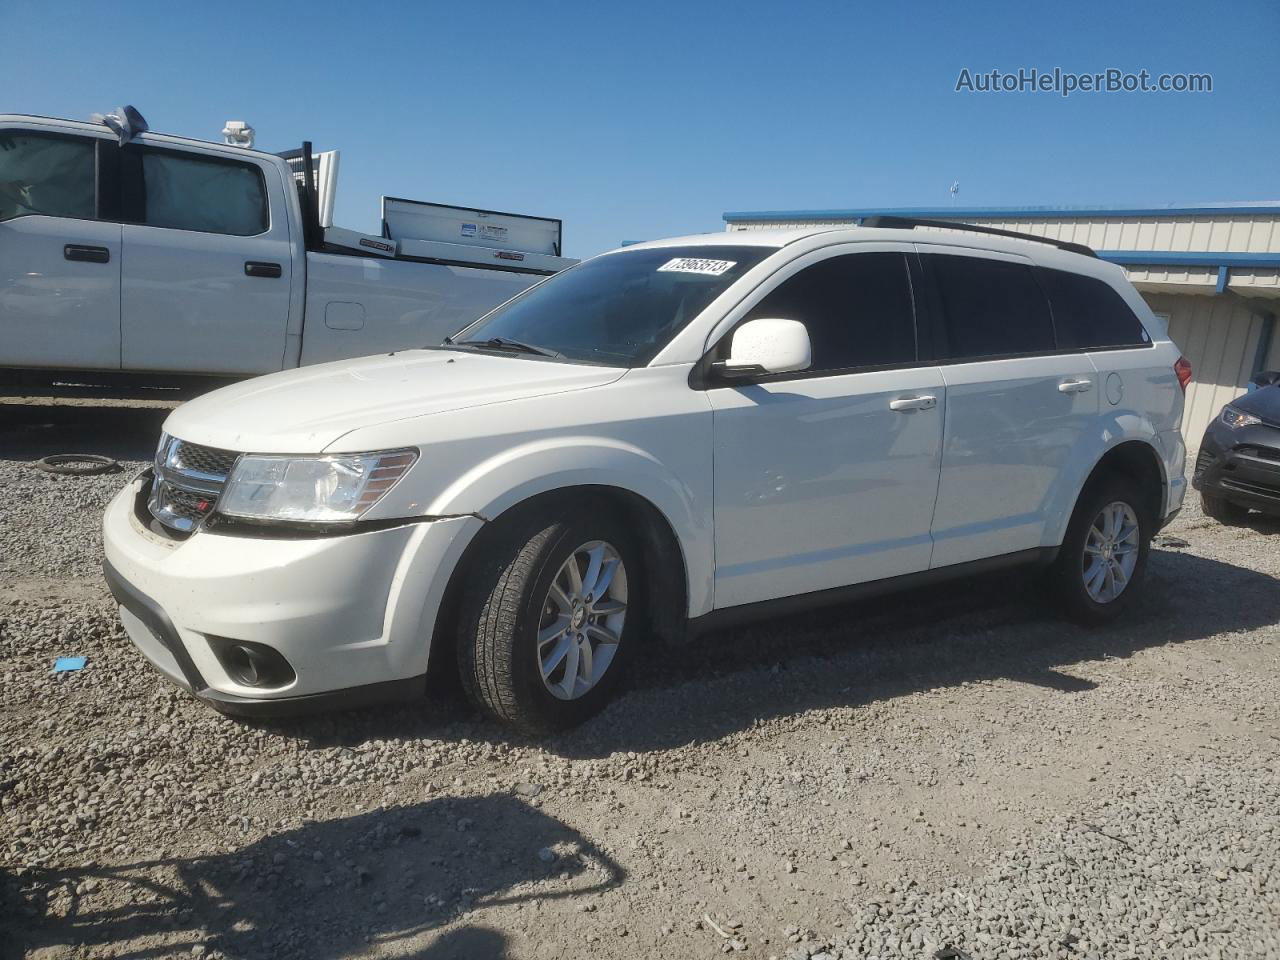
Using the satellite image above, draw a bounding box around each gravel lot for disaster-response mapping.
[2,397,1279,960]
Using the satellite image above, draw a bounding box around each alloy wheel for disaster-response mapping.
[1081,501,1140,604]
[537,540,628,700]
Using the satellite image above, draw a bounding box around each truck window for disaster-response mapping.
[1036,268,1151,349]
[139,149,268,236]
[925,254,1055,360]
[743,253,917,373]
[0,131,95,222]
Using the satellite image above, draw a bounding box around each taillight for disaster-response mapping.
[1174,355,1193,392]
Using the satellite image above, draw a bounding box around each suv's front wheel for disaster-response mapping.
[1200,493,1250,525]
[456,505,640,734]
[1051,476,1152,625]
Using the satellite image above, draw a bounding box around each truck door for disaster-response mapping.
[0,128,121,370]
[119,145,292,376]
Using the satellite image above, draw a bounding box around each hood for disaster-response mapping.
[1232,384,1280,426]
[163,349,627,453]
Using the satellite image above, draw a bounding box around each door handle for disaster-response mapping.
[1058,378,1093,394]
[889,394,938,412]
[244,261,283,279]
[64,244,110,264]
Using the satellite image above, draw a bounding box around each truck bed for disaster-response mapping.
[297,251,542,366]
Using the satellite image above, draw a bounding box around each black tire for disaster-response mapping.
[455,502,642,734]
[1201,493,1250,525]
[33,454,122,476]
[1050,474,1153,626]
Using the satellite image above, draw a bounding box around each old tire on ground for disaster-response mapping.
[1051,474,1153,626]
[456,503,641,734]
[1201,493,1250,525]
[34,454,121,476]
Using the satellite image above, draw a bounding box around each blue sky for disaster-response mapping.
[6,0,1277,257]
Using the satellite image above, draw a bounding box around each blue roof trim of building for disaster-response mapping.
[1216,266,1231,294]
[722,202,1280,223]
[1096,251,1280,268]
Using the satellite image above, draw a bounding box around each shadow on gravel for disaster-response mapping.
[277,547,1280,759]
[1241,515,1280,536]
[4,794,618,960]
[0,401,170,462]
[407,925,511,960]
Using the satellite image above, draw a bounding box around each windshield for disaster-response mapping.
[454,245,774,366]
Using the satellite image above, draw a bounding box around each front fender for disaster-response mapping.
[426,437,713,617]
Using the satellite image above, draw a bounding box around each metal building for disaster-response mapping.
[722,203,1280,441]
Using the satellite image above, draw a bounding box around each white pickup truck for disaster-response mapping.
[0,113,574,386]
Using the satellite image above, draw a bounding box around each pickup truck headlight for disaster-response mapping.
[1220,405,1261,430]
[218,449,418,523]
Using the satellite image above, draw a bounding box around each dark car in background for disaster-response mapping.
[1193,375,1280,524]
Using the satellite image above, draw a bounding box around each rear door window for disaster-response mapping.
[925,254,1055,360]
[0,131,96,221]
[136,149,268,235]
[1037,268,1151,348]
[743,252,917,373]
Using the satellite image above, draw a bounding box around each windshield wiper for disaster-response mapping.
[451,337,563,359]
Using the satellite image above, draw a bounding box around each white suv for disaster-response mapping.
[102,220,1189,732]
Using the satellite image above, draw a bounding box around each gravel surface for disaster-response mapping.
[2,397,1279,960]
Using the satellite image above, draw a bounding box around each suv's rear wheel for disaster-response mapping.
[1201,493,1250,525]
[456,505,640,734]
[1051,475,1152,625]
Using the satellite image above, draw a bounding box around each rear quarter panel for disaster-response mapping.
[1039,341,1185,547]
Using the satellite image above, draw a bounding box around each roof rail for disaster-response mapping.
[860,215,1097,258]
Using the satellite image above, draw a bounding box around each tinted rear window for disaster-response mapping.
[137,148,268,236]
[926,255,1055,360]
[1037,268,1151,349]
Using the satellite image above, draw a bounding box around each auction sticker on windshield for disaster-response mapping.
[657,258,737,276]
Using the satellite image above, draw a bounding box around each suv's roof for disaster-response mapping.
[621,225,1124,280]
[621,229,824,249]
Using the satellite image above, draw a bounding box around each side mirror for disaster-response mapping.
[712,318,812,381]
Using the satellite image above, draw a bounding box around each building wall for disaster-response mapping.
[1153,293,1278,442]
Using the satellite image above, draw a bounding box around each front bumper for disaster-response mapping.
[102,475,484,715]
[1192,419,1280,515]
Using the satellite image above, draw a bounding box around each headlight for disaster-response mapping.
[1220,405,1261,430]
[218,449,418,523]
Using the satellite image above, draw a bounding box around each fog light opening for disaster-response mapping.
[208,637,296,689]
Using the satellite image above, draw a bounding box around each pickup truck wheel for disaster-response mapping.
[1051,476,1152,626]
[456,508,639,734]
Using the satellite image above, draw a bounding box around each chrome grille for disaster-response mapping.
[169,442,238,478]
[148,435,240,533]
